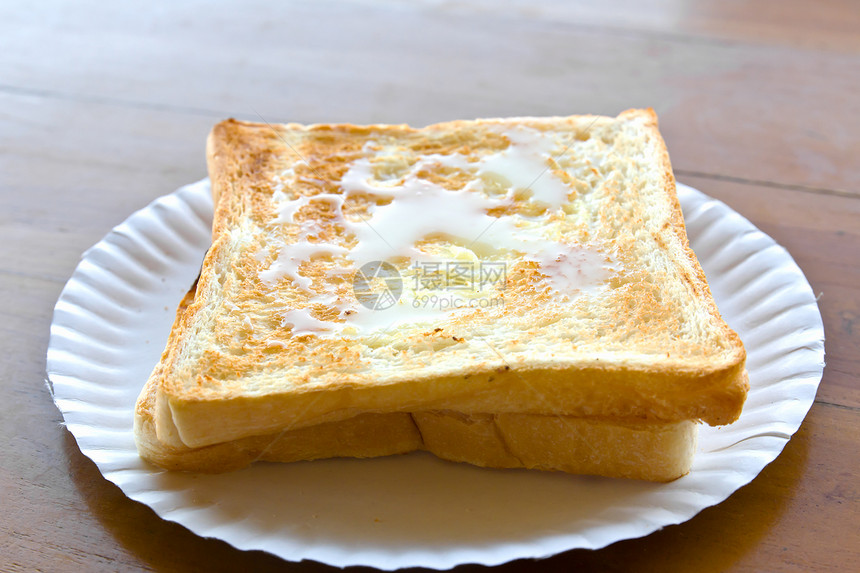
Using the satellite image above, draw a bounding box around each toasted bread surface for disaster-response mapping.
[153,109,747,449]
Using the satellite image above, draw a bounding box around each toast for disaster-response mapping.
[136,109,746,480]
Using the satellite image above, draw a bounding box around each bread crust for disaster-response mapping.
[138,381,696,481]
[148,110,747,454]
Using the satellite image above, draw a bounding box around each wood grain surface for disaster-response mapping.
[1,1,857,571]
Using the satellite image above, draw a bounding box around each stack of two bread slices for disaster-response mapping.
[134,109,747,482]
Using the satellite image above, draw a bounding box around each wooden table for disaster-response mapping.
[2,1,857,570]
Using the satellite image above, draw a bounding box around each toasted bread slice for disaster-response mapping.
[150,109,747,450]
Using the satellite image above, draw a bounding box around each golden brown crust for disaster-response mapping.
[152,109,747,450]
[137,371,696,481]
[137,369,423,472]
[628,108,748,400]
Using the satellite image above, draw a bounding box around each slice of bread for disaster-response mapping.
[142,109,746,475]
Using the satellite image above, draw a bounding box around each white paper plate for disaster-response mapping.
[47,180,824,570]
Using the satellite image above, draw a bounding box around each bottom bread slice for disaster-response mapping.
[135,371,697,481]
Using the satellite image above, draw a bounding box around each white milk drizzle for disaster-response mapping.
[259,126,617,335]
